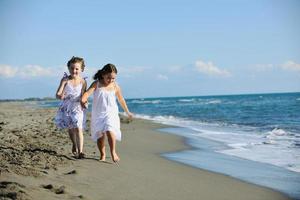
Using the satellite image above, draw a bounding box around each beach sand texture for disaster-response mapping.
[0,102,291,200]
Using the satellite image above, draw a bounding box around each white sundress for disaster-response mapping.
[55,81,86,129]
[91,82,121,142]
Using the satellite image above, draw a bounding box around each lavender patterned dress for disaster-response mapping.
[55,81,86,129]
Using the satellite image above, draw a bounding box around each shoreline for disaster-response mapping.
[0,102,292,200]
[158,127,300,199]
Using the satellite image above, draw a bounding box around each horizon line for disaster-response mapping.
[0,91,299,101]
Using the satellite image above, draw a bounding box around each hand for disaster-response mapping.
[81,101,88,109]
[127,112,134,120]
[56,93,65,100]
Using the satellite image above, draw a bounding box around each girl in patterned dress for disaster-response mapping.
[81,63,133,163]
[55,56,87,159]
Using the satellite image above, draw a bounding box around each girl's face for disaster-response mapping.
[68,62,82,78]
[102,72,116,85]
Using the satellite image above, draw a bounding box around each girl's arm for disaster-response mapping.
[80,79,88,108]
[81,78,87,95]
[56,78,68,99]
[81,81,97,105]
[115,84,133,119]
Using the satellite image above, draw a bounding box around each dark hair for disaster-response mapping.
[93,63,118,80]
[67,56,85,72]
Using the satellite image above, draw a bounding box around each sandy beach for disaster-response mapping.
[0,102,291,200]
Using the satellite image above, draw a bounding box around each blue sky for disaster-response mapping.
[0,0,299,99]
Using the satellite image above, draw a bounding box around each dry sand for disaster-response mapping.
[0,102,291,200]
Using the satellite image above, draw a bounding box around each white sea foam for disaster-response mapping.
[206,99,222,104]
[134,114,219,129]
[134,114,300,173]
[130,99,161,104]
[178,98,196,102]
[268,128,287,136]
[202,129,300,173]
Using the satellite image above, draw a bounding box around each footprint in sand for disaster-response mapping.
[64,169,77,175]
[41,184,84,198]
[0,181,28,199]
[41,184,65,194]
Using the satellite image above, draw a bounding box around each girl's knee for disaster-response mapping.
[97,134,105,141]
[106,131,115,136]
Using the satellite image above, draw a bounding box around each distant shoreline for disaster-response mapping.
[1,91,300,102]
[0,97,57,102]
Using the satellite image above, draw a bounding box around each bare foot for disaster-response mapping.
[78,152,85,159]
[99,154,106,161]
[112,153,120,163]
[72,145,77,156]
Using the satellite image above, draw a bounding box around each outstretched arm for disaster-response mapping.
[81,81,97,106]
[115,84,133,119]
[56,78,68,99]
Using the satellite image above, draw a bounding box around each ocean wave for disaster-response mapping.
[134,113,225,129]
[177,98,222,105]
[130,99,161,104]
[263,128,297,145]
[267,128,287,136]
[134,114,187,125]
[135,113,300,173]
[205,100,222,104]
[178,98,196,102]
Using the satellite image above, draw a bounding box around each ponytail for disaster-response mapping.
[93,69,103,80]
[93,63,118,81]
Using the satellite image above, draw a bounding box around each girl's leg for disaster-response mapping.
[74,128,84,158]
[77,128,84,153]
[106,131,120,162]
[97,134,106,161]
[68,129,77,155]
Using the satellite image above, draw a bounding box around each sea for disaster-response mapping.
[40,92,300,199]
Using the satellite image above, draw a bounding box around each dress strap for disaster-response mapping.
[63,72,68,79]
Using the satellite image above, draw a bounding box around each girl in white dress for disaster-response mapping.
[81,63,133,163]
[55,56,87,159]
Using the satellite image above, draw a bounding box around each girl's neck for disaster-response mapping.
[69,75,81,80]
